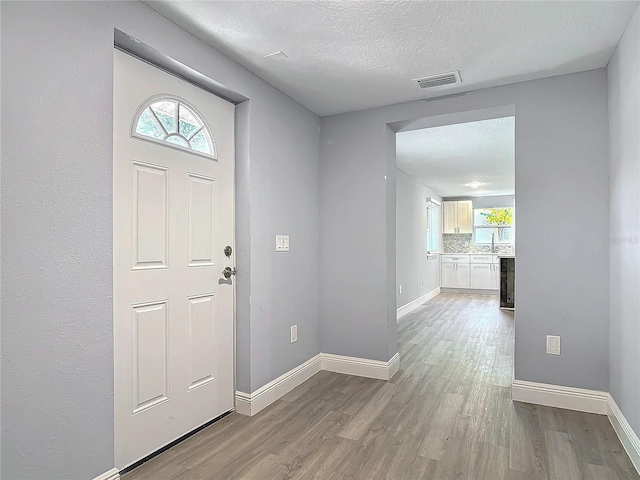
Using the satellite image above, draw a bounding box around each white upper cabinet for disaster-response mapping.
[457,201,473,233]
[442,200,473,233]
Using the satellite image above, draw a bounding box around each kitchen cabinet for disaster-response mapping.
[491,262,499,290]
[441,253,501,290]
[443,200,473,233]
[470,263,493,289]
[470,254,500,290]
[470,254,493,264]
[471,263,500,290]
[441,262,457,287]
[457,263,470,288]
[441,255,470,288]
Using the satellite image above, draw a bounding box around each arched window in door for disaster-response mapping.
[132,95,215,158]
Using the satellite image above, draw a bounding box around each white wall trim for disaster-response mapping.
[93,468,120,480]
[235,354,321,416]
[388,352,400,379]
[321,352,399,381]
[397,287,440,319]
[236,352,400,416]
[234,391,252,416]
[607,394,640,473]
[511,380,608,414]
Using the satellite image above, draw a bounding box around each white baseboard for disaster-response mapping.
[234,391,252,416]
[236,351,400,416]
[440,287,498,295]
[235,354,321,416]
[397,287,441,319]
[321,352,399,381]
[93,468,120,480]
[388,352,400,379]
[511,380,608,414]
[607,394,640,473]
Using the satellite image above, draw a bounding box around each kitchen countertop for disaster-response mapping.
[441,252,515,256]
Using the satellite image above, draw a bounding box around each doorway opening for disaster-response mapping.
[394,112,516,388]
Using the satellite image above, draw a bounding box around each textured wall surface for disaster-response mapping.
[396,169,442,308]
[1,2,321,478]
[320,115,392,361]
[1,4,115,478]
[608,4,640,435]
[321,69,610,392]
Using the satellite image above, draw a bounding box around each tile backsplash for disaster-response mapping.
[442,234,515,254]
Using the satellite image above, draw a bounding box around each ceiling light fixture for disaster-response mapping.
[263,50,288,58]
[466,181,484,189]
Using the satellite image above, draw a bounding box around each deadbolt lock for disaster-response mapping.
[224,245,232,257]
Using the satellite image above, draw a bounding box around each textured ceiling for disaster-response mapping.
[144,1,638,116]
[396,117,515,198]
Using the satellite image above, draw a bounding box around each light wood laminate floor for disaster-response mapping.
[124,293,639,479]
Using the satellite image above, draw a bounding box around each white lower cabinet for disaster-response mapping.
[491,263,500,290]
[470,263,493,289]
[442,254,500,290]
[457,263,470,288]
[441,262,457,288]
[441,255,470,288]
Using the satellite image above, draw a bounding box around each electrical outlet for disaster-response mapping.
[290,325,298,343]
[421,277,424,285]
[546,335,561,355]
[276,235,289,252]
[399,284,402,294]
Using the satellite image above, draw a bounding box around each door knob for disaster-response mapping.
[222,267,237,279]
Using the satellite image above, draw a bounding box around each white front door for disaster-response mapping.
[113,50,235,469]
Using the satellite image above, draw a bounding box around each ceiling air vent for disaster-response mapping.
[414,71,461,89]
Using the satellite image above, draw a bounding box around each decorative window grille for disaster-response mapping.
[132,96,215,158]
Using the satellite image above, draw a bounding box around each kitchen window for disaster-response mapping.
[426,198,441,254]
[474,207,514,244]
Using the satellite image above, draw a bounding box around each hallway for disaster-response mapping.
[124,294,638,479]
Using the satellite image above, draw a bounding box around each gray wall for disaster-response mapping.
[396,169,442,309]
[320,115,394,361]
[320,69,610,391]
[0,2,320,478]
[608,5,640,435]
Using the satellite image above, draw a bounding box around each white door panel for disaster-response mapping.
[114,50,234,469]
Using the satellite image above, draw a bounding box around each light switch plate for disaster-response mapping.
[276,235,289,252]
[291,325,298,343]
